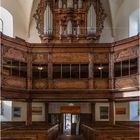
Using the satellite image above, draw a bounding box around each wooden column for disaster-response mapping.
[27,45,32,89]
[45,103,49,123]
[48,52,53,89]
[109,50,114,89]
[26,101,32,126]
[88,53,94,89]
[91,103,95,123]
[109,100,115,125]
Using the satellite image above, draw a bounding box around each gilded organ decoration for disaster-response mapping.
[34,0,106,43]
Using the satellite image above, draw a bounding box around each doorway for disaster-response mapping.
[63,113,80,135]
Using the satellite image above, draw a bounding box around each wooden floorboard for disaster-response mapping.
[56,135,85,140]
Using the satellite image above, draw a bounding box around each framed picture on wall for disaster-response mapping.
[116,108,126,115]
[32,107,42,115]
[100,106,109,119]
[13,107,21,117]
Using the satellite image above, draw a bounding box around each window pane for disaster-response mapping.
[114,62,121,77]
[122,60,129,76]
[102,64,109,78]
[12,60,19,76]
[41,64,48,78]
[3,59,11,76]
[94,64,100,78]
[62,64,70,78]
[53,64,61,79]
[130,58,138,75]
[80,64,88,78]
[20,62,27,78]
[32,64,40,79]
[71,64,79,78]
[100,106,109,119]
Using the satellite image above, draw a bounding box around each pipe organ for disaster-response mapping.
[34,0,106,43]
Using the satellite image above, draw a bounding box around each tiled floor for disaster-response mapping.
[56,135,85,140]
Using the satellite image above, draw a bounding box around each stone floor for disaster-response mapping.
[56,135,85,140]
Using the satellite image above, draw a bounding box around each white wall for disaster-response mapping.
[95,103,109,121]
[99,17,114,43]
[1,101,138,122]
[1,0,27,39]
[116,102,129,121]
[95,102,129,121]
[12,102,27,122]
[32,102,45,122]
[0,101,12,121]
[114,0,139,41]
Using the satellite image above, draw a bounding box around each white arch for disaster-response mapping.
[129,9,140,37]
[0,7,13,37]
[0,18,4,32]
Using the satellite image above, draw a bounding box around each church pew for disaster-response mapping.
[81,124,139,140]
[1,124,59,140]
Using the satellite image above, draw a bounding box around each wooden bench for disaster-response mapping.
[1,123,59,140]
[81,123,139,140]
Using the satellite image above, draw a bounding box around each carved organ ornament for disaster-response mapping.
[34,0,106,43]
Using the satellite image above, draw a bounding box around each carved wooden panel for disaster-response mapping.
[52,53,88,63]
[115,75,139,89]
[3,46,26,62]
[2,76,26,88]
[33,79,48,89]
[53,80,88,89]
[114,46,138,62]
[94,79,109,89]
[32,53,48,64]
[94,53,109,63]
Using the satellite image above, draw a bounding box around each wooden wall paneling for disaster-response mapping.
[88,53,94,89]
[48,52,53,89]
[109,100,116,125]
[94,53,109,63]
[109,51,114,89]
[53,80,88,89]
[52,53,89,63]
[115,75,139,89]
[114,46,138,62]
[27,48,32,90]
[94,79,109,89]
[91,103,95,123]
[3,46,27,62]
[45,103,49,123]
[26,100,32,126]
[2,76,27,89]
[33,79,48,89]
[32,53,48,64]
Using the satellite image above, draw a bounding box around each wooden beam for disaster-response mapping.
[26,101,32,126]
[109,100,115,125]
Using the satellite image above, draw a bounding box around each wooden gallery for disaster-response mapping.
[0,0,140,140]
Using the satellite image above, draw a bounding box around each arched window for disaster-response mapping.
[0,7,13,37]
[129,9,140,37]
[0,18,4,32]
